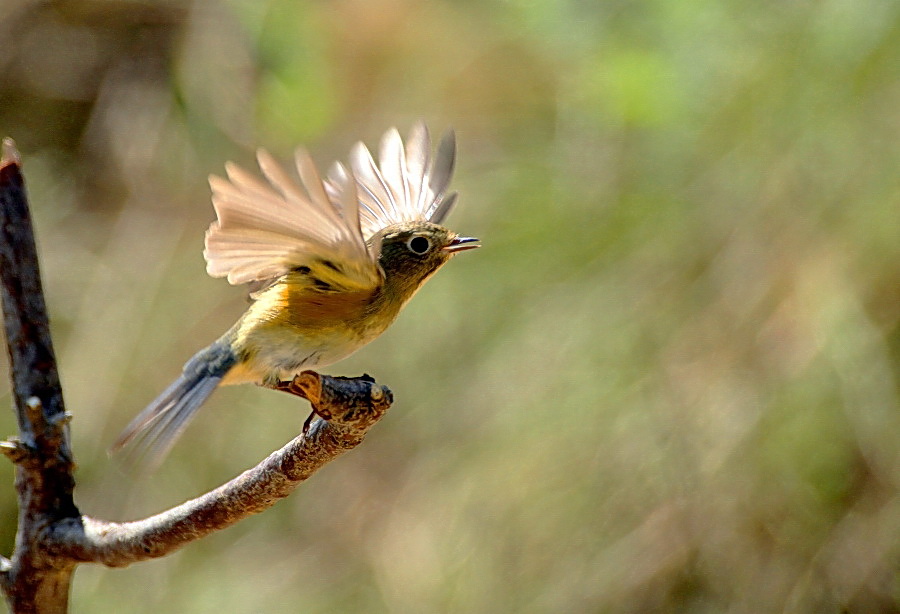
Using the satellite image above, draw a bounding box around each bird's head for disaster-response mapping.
[374,221,479,299]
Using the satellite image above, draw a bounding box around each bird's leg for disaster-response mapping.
[267,372,324,434]
[265,371,389,435]
[302,411,316,435]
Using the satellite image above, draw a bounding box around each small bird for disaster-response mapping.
[111,123,478,467]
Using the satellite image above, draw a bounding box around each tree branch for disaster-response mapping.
[1,139,78,613]
[1,140,392,612]
[54,373,391,567]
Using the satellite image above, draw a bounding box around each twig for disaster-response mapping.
[1,140,392,612]
[54,372,391,567]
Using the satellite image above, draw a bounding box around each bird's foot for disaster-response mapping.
[268,371,392,435]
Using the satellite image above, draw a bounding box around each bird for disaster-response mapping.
[111,122,479,468]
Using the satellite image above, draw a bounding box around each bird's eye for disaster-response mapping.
[406,235,432,255]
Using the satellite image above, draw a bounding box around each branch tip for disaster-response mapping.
[25,396,42,419]
[370,386,385,402]
[0,438,28,463]
[52,411,74,427]
[1,137,20,167]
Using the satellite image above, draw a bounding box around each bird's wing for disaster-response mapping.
[204,147,380,293]
[325,122,459,244]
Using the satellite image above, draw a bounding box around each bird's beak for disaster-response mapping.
[443,236,481,253]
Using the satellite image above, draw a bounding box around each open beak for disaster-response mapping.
[443,236,481,253]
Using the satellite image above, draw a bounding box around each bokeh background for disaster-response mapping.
[1,0,899,612]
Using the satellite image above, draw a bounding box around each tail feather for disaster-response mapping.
[111,341,236,471]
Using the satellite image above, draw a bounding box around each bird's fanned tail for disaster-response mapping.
[110,341,237,471]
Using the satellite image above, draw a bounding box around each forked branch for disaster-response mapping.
[0,141,392,613]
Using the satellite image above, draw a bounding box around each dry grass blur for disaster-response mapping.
[1,1,899,612]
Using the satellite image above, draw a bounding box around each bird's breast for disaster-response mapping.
[226,278,400,385]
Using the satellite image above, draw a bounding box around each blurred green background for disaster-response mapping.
[1,0,899,612]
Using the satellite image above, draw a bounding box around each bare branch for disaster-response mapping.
[53,372,391,567]
[1,141,393,612]
[1,140,79,613]
[2,372,388,607]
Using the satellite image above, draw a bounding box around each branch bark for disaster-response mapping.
[0,141,392,613]
[55,373,391,567]
[0,139,77,614]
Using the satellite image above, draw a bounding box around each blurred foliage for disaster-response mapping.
[1,0,899,612]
